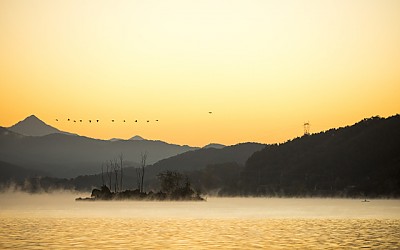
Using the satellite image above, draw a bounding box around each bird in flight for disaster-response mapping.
[209,111,212,114]
[56,117,163,124]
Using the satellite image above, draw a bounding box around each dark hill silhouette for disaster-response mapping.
[0,126,197,178]
[241,115,400,197]
[139,142,265,191]
[186,162,244,195]
[8,115,74,136]
[0,160,44,184]
[145,142,265,174]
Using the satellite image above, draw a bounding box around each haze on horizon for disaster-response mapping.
[1,0,399,147]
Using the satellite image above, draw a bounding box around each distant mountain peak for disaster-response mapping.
[8,115,65,137]
[24,114,45,123]
[27,114,39,119]
[203,143,226,149]
[109,138,123,142]
[130,135,145,141]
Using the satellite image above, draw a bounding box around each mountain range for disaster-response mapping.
[1,114,399,197]
[1,143,265,192]
[0,115,198,177]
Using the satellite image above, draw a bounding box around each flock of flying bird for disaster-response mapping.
[55,118,158,123]
[54,112,213,124]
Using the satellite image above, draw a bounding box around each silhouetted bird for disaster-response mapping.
[112,120,114,122]
[80,120,82,122]
[68,119,70,121]
[89,120,91,123]
[74,120,76,122]
[147,120,149,122]
[123,120,126,122]
[96,120,99,122]
[56,119,58,121]
[209,111,212,114]
[135,120,137,122]
[156,120,159,122]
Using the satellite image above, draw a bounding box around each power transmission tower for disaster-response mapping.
[304,121,310,136]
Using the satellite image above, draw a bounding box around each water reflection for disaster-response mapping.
[0,193,399,249]
[1,217,399,249]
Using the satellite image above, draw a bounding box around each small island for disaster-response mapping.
[76,170,205,201]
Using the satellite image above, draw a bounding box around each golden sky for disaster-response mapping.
[0,0,399,146]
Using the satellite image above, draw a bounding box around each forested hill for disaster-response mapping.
[240,115,400,197]
[146,142,265,173]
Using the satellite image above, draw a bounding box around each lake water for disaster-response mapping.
[0,192,399,249]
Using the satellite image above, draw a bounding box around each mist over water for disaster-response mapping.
[1,191,400,219]
[1,192,400,249]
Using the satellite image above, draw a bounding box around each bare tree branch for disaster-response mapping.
[140,152,147,193]
[113,158,119,193]
[106,162,112,190]
[119,153,123,191]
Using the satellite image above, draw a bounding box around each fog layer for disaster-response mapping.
[1,192,399,219]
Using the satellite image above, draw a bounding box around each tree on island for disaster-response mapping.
[157,170,200,200]
[83,169,204,201]
[78,152,204,201]
[100,155,124,193]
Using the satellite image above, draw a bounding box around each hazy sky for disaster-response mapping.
[1,0,399,146]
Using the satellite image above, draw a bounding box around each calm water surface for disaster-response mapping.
[0,192,399,249]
